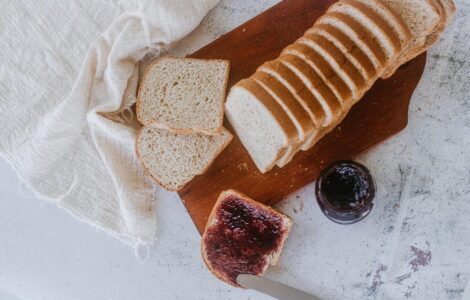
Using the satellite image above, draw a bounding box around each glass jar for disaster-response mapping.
[315,160,376,224]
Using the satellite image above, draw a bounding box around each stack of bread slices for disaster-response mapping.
[225,0,455,173]
[136,57,232,191]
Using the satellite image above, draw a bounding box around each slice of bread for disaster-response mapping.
[136,57,229,135]
[380,0,441,78]
[314,11,388,70]
[428,0,448,37]
[136,126,232,191]
[225,79,296,173]
[283,43,352,106]
[201,189,293,287]
[416,0,445,50]
[381,0,455,78]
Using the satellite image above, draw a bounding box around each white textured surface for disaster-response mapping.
[0,0,469,299]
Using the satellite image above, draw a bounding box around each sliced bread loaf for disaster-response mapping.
[136,126,232,191]
[225,79,297,173]
[136,57,229,135]
[225,0,455,173]
[201,189,292,287]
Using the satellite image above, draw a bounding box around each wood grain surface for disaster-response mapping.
[179,0,427,234]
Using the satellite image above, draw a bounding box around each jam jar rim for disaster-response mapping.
[315,160,376,214]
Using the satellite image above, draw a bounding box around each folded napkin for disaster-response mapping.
[0,0,219,247]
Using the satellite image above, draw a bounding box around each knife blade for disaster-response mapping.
[236,274,322,300]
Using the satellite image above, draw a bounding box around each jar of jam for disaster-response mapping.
[315,160,375,224]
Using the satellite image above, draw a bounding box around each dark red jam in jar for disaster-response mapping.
[315,160,375,224]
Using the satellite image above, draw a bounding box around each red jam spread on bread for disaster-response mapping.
[203,195,285,286]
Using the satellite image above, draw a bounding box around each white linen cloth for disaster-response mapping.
[0,0,219,247]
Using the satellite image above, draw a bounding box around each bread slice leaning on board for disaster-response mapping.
[225,0,455,173]
[201,189,293,287]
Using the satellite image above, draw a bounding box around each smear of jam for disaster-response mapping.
[203,196,285,286]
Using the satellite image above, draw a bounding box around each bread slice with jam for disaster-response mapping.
[201,190,293,287]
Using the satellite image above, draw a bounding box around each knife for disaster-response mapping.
[236,274,322,300]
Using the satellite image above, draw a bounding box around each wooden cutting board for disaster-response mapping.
[179,0,427,234]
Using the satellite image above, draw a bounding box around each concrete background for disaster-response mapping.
[1,0,469,299]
